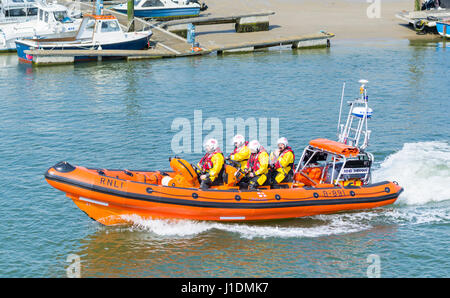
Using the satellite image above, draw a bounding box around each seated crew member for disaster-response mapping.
[245,140,269,190]
[226,134,250,170]
[196,138,225,189]
[269,137,295,185]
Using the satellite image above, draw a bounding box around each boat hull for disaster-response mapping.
[45,163,403,225]
[436,21,450,38]
[113,7,200,18]
[0,31,78,52]
[15,33,151,63]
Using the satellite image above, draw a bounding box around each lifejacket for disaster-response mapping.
[229,142,250,170]
[273,146,295,171]
[231,141,249,155]
[199,149,222,171]
[247,149,267,173]
[198,150,222,171]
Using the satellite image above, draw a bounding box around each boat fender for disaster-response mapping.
[147,38,152,49]
[161,176,173,186]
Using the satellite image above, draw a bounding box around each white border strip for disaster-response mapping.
[79,197,109,207]
[220,216,246,220]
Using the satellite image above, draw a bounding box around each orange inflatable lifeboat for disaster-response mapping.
[44,154,402,225]
[44,80,403,225]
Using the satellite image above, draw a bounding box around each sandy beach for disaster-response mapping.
[196,0,432,47]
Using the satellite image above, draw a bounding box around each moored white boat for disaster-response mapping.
[0,2,81,52]
[15,14,152,63]
[0,0,39,25]
[112,0,201,19]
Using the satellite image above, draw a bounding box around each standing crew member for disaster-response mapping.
[226,134,250,170]
[245,140,269,190]
[269,137,295,185]
[196,138,225,189]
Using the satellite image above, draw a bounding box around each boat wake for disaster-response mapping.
[119,141,450,239]
[373,141,450,205]
[120,213,371,239]
[121,204,450,239]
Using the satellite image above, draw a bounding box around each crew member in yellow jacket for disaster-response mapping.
[269,137,295,185]
[226,134,250,170]
[244,140,269,190]
[196,138,225,189]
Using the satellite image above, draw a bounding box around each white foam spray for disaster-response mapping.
[120,213,371,239]
[373,141,450,205]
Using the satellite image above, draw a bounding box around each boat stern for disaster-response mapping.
[111,4,127,14]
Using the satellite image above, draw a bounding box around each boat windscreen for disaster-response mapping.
[142,0,165,7]
[54,10,69,22]
[101,20,120,32]
[304,150,328,164]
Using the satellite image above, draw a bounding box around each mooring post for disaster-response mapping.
[128,0,135,32]
[187,23,196,49]
[95,0,103,15]
[414,0,421,11]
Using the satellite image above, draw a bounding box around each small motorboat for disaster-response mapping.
[15,14,152,63]
[112,0,202,19]
[436,19,450,37]
[0,0,39,25]
[44,80,404,225]
[0,2,81,52]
